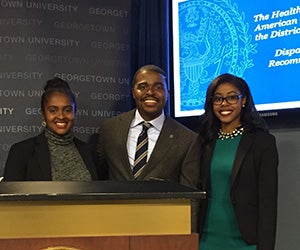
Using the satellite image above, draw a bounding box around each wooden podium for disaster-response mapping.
[0,181,205,250]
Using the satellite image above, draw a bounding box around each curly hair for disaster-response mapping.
[199,73,268,143]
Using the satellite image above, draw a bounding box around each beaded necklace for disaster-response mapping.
[218,125,244,140]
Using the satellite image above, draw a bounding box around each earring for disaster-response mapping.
[242,104,245,108]
[42,121,47,127]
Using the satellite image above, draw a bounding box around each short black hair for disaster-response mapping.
[131,64,167,87]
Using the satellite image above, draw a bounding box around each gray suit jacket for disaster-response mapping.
[97,109,200,188]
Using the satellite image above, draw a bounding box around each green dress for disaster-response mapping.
[199,136,256,250]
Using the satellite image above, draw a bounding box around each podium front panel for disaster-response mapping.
[0,236,129,250]
[0,199,191,239]
[0,234,199,250]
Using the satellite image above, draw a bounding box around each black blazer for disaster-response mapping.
[4,133,99,181]
[199,130,278,250]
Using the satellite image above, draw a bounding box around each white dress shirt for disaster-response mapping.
[127,110,165,170]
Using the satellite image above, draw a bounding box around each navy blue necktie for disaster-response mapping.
[133,122,151,179]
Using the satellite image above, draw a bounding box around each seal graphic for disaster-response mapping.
[178,0,257,111]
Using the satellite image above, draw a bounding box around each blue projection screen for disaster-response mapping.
[172,0,300,117]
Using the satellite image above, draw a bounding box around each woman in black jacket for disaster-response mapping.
[198,73,278,250]
[4,77,99,181]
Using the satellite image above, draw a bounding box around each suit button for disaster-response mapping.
[232,200,237,205]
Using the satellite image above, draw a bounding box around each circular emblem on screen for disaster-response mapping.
[40,247,82,250]
[178,0,257,111]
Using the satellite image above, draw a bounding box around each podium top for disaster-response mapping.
[0,180,206,201]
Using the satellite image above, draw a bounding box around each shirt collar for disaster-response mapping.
[132,109,165,131]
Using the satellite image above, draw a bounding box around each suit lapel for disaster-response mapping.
[118,111,136,178]
[35,133,52,180]
[201,141,215,190]
[75,139,88,165]
[138,117,176,179]
[230,132,254,187]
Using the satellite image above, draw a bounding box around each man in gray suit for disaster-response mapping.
[97,64,200,188]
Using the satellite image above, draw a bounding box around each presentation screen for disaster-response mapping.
[171,0,300,119]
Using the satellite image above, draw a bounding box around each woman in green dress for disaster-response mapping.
[198,73,278,250]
